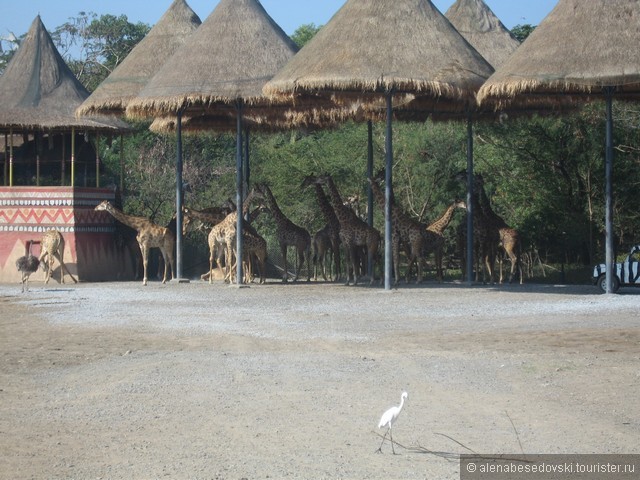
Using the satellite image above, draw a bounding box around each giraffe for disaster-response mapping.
[314,174,380,285]
[302,175,341,281]
[207,189,260,283]
[38,229,78,285]
[95,201,175,285]
[183,205,233,233]
[253,183,311,282]
[455,171,499,284]
[368,176,430,284]
[311,224,333,281]
[424,199,467,282]
[475,174,523,284]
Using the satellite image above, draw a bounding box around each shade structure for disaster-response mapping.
[126,0,298,285]
[264,0,494,289]
[0,16,128,132]
[0,15,128,189]
[478,0,640,293]
[76,0,202,118]
[445,0,519,70]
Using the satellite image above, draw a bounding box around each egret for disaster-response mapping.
[376,391,408,454]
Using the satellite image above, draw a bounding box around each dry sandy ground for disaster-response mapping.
[0,279,639,479]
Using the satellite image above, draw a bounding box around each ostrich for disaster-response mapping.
[16,254,40,292]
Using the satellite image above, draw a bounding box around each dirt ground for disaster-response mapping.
[0,279,639,479]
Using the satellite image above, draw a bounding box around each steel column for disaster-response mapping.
[384,92,394,290]
[466,112,475,284]
[604,87,615,294]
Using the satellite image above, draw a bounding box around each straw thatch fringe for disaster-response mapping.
[264,0,493,108]
[126,0,298,119]
[478,0,640,106]
[76,0,202,118]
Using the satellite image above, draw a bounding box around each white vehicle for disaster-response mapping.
[593,245,640,292]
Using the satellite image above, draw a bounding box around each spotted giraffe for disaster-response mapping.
[314,174,380,286]
[302,175,341,281]
[368,176,428,284]
[475,174,523,284]
[253,183,311,282]
[38,229,78,284]
[427,200,467,282]
[95,201,174,285]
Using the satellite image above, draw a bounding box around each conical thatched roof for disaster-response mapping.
[76,0,201,117]
[264,0,494,112]
[478,0,640,108]
[445,0,519,69]
[0,16,128,132]
[126,0,298,119]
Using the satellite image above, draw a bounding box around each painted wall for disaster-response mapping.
[0,187,136,284]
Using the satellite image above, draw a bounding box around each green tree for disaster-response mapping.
[290,23,321,49]
[51,12,149,91]
[510,24,535,42]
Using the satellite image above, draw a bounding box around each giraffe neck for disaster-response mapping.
[428,203,457,234]
[105,204,146,231]
[242,190,256,216]
[324,177,353,224]
[314,184,339,226]
[478,184,508,227]
[262,186,288,227]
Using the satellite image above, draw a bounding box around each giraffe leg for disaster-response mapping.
[140,244,149,286]
[281,245,288,282]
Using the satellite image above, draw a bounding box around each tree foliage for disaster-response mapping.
[51,12,149,91]
[290,23,322,49]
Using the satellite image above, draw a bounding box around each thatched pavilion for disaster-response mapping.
[75,0,202,281]
[77,0,201,118]
[264,0,494,289]
[478,0,640,293]
[126,0,298,284]
[445,0,519,69]
[0,16,129,283]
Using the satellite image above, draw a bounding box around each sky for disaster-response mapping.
[1,0,558,44]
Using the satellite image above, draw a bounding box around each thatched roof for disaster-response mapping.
[0,16,128,132]
[445,0,520,69]
[264,0,494,113]
[126,0,298,119]
[478,0,640,108]
[76,0,202,117]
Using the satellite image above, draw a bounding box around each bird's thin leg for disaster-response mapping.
[376,428,389,453]
[390,428,396,454]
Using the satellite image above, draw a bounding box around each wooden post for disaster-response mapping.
[70,128,75,187]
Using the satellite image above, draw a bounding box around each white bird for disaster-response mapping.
[376,391,408,454]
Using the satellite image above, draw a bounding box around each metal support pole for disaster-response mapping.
[604,87,615,294]
[175,110,185,280]
[466,112,475,284]
[367,120,374,278]
[384,92,394,290]
[235,101,245,286]
[244,127,250,204]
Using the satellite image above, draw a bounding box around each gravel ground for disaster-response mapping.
[1,279,639,479]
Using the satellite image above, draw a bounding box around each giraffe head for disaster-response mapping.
[300,174,320,189]
[94,200,113,212]
[454,198,467,210]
